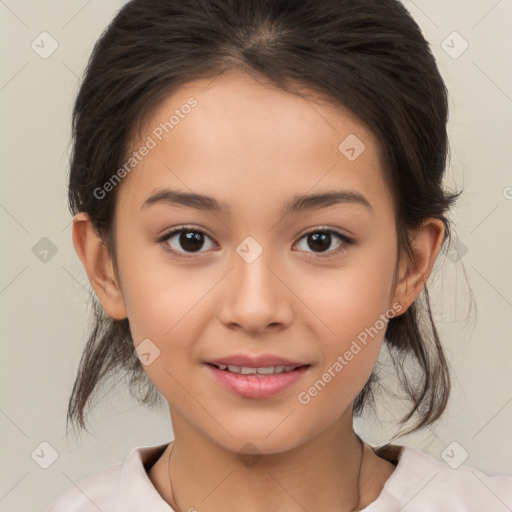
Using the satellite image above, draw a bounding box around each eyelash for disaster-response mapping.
[157,225,353,259]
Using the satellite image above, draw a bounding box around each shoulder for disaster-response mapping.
[367,444,512,512]
[45,459,123,512]
[45,443,171,512]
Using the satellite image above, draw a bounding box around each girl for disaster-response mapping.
[47,0,512,510]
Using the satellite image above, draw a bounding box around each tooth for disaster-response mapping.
[240,366,257,374]
[257,367,275,375]
[220,364,299,375]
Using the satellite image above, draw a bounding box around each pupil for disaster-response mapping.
[180,231,204,252]
[309,232,330,252]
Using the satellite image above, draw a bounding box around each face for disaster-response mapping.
[109,71,402,454]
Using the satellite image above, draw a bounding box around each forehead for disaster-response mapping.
[120,70,391,215]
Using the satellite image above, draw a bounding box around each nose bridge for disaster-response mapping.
[234,235,276,294]
[217,234,293,333]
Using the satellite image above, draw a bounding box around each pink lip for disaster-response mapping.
[207,354,307,368]
[205,362,310,399]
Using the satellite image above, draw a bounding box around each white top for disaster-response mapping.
[46,442,512,511]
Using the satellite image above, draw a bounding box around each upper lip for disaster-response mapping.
[206,354,309,368]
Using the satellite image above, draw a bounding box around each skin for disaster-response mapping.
[73,70,445,511]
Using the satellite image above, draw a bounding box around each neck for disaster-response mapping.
[150,409,381,512]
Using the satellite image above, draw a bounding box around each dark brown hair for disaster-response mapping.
[66,0,460,438]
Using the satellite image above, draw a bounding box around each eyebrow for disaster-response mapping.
[141,188,372,216]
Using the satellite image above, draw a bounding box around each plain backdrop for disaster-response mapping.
[1,0,511,510]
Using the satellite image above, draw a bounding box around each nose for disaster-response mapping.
[216,245,294,336]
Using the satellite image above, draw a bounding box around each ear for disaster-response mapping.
[72,212,127,320]
[392,218,445,314]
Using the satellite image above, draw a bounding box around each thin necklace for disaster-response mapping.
[167,434,365,512]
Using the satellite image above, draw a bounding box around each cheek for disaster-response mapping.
[117,228,207,334]
[123,272,213,402]
[294,272,394,433]
[123,270,215,376]
[114,244,209,402]
[295,233,397,391]
[296,235,397,341]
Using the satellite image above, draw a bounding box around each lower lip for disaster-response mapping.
[205,364,309,399]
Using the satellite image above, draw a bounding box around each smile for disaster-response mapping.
[213,364,303,375]
[205,363,310,399]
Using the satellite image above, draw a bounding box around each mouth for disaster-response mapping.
[204,360,311,399]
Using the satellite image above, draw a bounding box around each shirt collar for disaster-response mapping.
[117,443,174,511]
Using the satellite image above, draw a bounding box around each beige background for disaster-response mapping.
[1,0,511,510]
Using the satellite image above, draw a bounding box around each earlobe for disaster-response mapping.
[392,218,445,313]
[72,212,127,320]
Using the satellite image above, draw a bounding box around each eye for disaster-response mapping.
[158,226,352,258]
[159,226,217,255]
[294,229,352,256]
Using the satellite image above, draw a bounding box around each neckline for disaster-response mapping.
[145,442,404,470]
[371,443,404,466]
[142,441,406,511]
[139,440,411,512]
